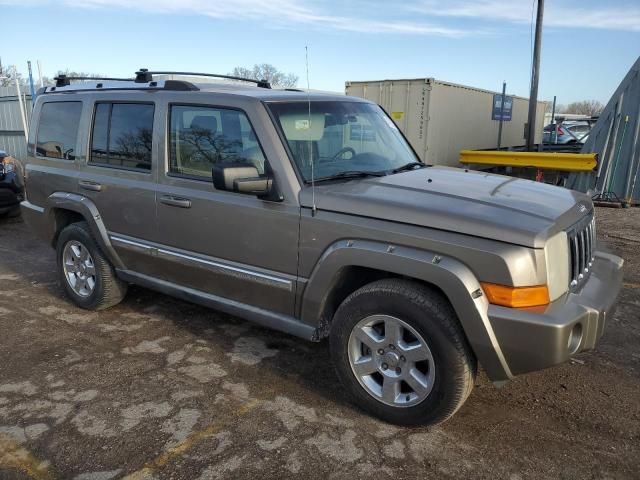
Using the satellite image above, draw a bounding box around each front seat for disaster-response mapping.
[189,115,218,142]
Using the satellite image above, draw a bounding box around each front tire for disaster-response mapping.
[330,279,476,426]
[56,222,127,310]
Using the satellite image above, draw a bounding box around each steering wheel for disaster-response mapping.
[332,147,356,160]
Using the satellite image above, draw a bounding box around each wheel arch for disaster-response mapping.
[45,192,124,269]
[301,239,513,382]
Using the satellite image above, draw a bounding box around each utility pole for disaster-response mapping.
[550,95,557,144]
[526,0,544,151]
[27,61,36,102]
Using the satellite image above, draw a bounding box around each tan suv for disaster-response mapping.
[20,70,623,425]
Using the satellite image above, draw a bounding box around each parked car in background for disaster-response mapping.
[20,71,623,426]
[0,150,23,217]
[543,121,591,144]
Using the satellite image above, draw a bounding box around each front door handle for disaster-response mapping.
[79,180,102,192]
[160,195,192,208]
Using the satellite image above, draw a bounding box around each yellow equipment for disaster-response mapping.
[459,150,597,172]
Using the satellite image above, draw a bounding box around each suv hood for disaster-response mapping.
[299,167,592,248]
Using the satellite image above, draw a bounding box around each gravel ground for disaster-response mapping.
[0,207,638,480]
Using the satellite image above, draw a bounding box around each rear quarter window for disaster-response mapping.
[36,102,83,159]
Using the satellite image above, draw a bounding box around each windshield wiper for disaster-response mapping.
[310,170,387,184]
[391,162,427,174]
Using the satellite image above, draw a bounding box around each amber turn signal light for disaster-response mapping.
[480,283,550,308]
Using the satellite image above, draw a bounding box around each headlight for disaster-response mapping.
[544,231,570,301]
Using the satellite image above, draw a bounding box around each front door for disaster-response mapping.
[153,103,299,316]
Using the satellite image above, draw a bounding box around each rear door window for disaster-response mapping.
[36,102,82,159]
[90,103,154,171]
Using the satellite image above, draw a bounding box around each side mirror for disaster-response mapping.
[234,176,273,196]
[212,163,280,200]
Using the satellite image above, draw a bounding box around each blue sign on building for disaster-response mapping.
[492,94,513,121]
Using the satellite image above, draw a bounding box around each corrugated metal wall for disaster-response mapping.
[0,86,32,160]
[568,57,640,204]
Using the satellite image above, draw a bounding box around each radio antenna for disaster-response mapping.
[305,46,316,215]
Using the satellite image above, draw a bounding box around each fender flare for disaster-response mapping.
[301,239,513,382]
[45,192,125,269]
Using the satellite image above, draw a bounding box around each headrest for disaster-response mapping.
[190,115,217,134]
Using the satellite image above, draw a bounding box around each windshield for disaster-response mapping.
[268,101,419,181]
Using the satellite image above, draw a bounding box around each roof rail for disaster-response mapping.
[54,74,134,87]
[135,69,272,89]
[42,78,199,94]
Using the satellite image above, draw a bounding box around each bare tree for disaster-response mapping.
[1,65,104,89]
[554,104,567,114]
[562,100,604,116]
[229,64,298,88]
[545,102,566,114]
[41,70,104,86]
[54,69,103,79]
[0,65,27,88]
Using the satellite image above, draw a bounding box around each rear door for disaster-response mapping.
[78,100,159,274]
[28,100,84,208]
[152,101,300,316]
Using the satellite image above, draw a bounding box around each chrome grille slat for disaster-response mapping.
[571,236,579,285]
[585,222,591,273]
[567,214,595,290]
[591,218,596,260]
[579,231,585,278]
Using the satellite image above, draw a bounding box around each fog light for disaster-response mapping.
[568,323,583,354]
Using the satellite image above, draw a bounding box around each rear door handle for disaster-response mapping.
[79,180,102,192]
[160,195,192,208]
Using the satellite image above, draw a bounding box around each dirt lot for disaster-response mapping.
[0,207,639,480]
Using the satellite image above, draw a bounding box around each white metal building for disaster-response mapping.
[0,86,31,160]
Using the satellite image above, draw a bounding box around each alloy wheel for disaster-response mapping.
[348,314,435,407]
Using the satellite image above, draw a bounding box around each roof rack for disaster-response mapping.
[135,69,272,89]
[42,68,272,94]
[42,76,199,94]
[54,74,134,87]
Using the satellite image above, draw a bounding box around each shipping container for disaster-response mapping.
[345,78,547,167]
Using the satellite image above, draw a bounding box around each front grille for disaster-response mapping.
[568,215,595,289]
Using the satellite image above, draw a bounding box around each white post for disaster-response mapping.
[15,75,29,140]
[37,60,44,87]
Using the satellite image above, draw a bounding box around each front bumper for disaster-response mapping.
[488,251,623,376]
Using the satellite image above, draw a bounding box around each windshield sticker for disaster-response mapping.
[295,119,310,130]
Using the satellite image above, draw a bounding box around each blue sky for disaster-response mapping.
[1,0,638,104]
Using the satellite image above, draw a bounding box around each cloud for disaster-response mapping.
[0,0,472,37]
[410,0,640,32]
[5,0,637,35]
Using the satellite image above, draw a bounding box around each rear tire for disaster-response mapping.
[56,221,127,310]
[330,278,476,426]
